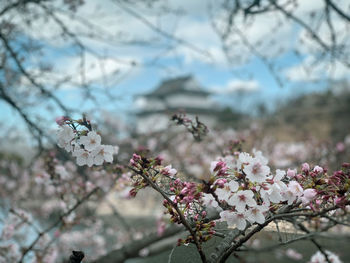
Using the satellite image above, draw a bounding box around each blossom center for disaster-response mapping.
[238,194,246,202]
[252,163,261,174]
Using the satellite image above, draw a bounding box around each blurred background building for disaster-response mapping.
[134,75,221,133]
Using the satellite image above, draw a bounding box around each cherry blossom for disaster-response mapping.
[287,168,297,178]
[28,116,347,262]
[245,205,267,224]
[219,210,247,230]
[282,181,304,205]
[210,160,228,176]
[215,180,239,201]
[202,193,219,208]
[301,189,317,205]
[309,250,342,263]
[313,165,324,174]
[228,190,256,212]
[238,152,253,167]
[80,131,101,151]
[261,169,288,204]
[285,248,303,260]
[160,165,177,177]
[57,125,75,152]
[244,156,270,183]
[73,148,94,167]
[302,162,310,172]
[56,121,118,167]
[92,145,114,165]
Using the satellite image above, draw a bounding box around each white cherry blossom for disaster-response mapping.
[309,250,342,263]
[92,145,114,165]
[244,157,270,183]
[73,148,94,167]
[228,190,256,212]
[287,168,297,178]
[219,210,247,230]
[202,193,218,208]
[262,170,288,203]
[282,181,303,205]
[80,131,101,151]
[313,165,324,174]
[161,165,177,177]
[301,189,317,205]
[57,125,75,152]
[238,152,253,167]
[288,181,304,196]
[252,149,268,165]
[261,184,284,204]
[245,205,267,224]
[215,180,239,202]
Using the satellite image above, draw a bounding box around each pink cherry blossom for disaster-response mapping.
[301,189,317,205]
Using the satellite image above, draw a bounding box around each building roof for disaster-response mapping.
[135,106,221,116]
[142,75,211,98]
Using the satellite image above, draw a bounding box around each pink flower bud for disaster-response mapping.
[180,188,188,195]
[342,163,350,168]
[156,219,166,237]
[286,248,303,260]
[129,188,137,198]
[55,116,68,126]
[287,168,296,178]
[54,230,60,238]
[296,174,304,180]
[336,142,345,152]
[174,178,181,185]
[155,155,163,165]
[335,196,347,208]
[304,189,317,199]
[302,163,310,172]
[215,179,227,188]
[313,165,323,174]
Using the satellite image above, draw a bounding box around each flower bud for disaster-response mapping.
[313,165,323,174]
[287,168,296,178]
[302,163,310,172]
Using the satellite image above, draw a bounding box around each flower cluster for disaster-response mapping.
[200,151,336,230]
[309,250,342,263]
[169,179,202,205]
[51,117,350,262]
[57,117,118,167]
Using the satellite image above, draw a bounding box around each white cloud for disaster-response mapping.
[54,53,139,88]
[284,56,350,82]
[18,53,139,90]
[212,79,260,94]
[5,0,350,85]
[284,5,350,83]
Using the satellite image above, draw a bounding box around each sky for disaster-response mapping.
[0,0,350,138]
